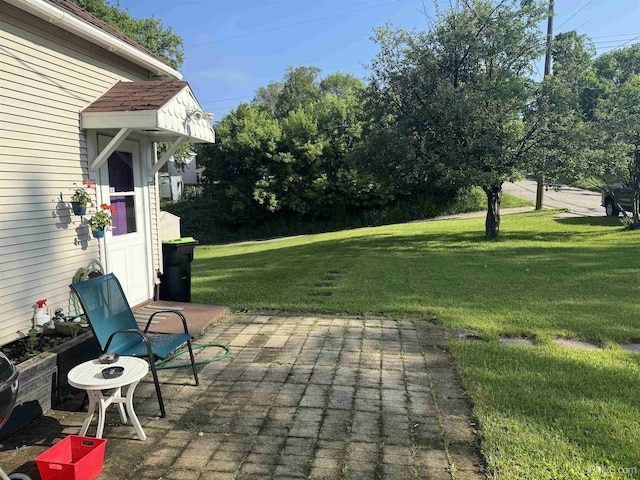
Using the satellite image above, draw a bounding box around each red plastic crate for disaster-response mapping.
[36,436,107,480]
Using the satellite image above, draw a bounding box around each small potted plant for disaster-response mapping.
[70,180,95,215]
[86,204,116,238]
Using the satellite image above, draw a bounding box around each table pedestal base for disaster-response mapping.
[79,382,146,441]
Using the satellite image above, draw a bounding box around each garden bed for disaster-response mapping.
[0,331,100,440]
[1,328,80,365]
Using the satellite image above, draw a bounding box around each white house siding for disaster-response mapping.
[167,155,199,185]
[151,182,161,276]
[140,135,161,283]
[0,5,155,346]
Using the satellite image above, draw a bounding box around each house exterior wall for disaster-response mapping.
[167,155,199,185]
[0,3,159,346]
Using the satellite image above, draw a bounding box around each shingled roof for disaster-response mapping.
[80,80,215,144]
[82,81,188,113]
[46,0,168,66]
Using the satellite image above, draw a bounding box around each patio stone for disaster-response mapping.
[0,313,485,479]
[619,343,640,353]
[553,338,601,350]
[498,336,535,347]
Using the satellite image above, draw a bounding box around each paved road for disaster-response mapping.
[503,179,604,217]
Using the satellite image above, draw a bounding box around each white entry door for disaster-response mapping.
[98,136,151,306]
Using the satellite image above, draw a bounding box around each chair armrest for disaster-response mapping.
[146,310,190,335]
[104,329,154,359]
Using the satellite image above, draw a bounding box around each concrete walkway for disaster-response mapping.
[503,180,603,217]
[0,314,484,479]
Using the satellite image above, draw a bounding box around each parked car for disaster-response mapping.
[602,183,634,216]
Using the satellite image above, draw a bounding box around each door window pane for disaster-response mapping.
[107,152,136,236]
[108,152,134,192]
[110,196,136,235]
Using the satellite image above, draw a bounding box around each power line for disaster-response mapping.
[185,0,409,49]
[570,20,589,32]
[199,94,254,106]
[592,39,637,46]
[617,34,640,48]
[591,33,640,39]
[555,0,594,31]
[597,34,640,53]
[206,104,247,111]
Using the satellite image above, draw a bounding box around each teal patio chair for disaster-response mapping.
[70,273,199,418]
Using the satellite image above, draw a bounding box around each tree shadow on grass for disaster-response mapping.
[554,216,625,227]
[192,219,640,341]
[454,342,640,479]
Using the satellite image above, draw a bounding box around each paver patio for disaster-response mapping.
[0,314,484,479]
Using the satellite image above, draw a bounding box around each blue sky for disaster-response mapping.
[118,0,640,120]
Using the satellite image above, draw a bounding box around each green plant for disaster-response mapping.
[181,185,203,200]
[70,180,95,207]
[1,327,65,363]
[86,204,115,232]
[24,328,44,358]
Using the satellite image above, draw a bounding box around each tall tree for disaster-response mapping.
[367,0,546,238]
[253,82,283,114]
[199,67,381,225]
[588,45,640,227]
[526,32,598,188]
[200,103,282,223]
[595,44,640,86]
[595,74,640,227]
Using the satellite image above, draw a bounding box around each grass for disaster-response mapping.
[453,341,640,479]
[193,211,637,341]
[192,210,640,479]
[501,192,534,208]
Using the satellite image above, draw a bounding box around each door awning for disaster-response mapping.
[81,80,215,172]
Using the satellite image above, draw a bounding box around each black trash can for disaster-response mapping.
[160,237,198,302]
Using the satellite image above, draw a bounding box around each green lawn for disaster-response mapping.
[501,192,534,208]
[192,210,640,479]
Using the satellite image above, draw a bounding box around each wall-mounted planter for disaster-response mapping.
[71,202,87,216]
[0,332,100,440]
[92,228,104,239]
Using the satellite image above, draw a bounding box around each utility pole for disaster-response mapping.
[536,0,554,210]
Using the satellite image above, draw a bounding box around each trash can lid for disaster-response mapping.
[162,237,197,244]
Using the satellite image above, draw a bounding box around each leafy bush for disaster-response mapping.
[162,187,494,244]
[445,187,486,214]
[181,185,203,200]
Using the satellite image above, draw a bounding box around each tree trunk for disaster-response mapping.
[484,185,502,239]
[631,150,640,229]
[632,183,640,229]
[535,175,544,210]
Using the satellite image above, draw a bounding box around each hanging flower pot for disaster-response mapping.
[87,204,115,240]
[70,180,95,216]
[71,202,87,216]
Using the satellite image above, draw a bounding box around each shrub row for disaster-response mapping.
[162,188,487,245]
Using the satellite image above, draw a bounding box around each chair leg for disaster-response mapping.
[148,360,166,418]
[186,339,199,386]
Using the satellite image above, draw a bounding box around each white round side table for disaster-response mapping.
[67,356,149,441]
